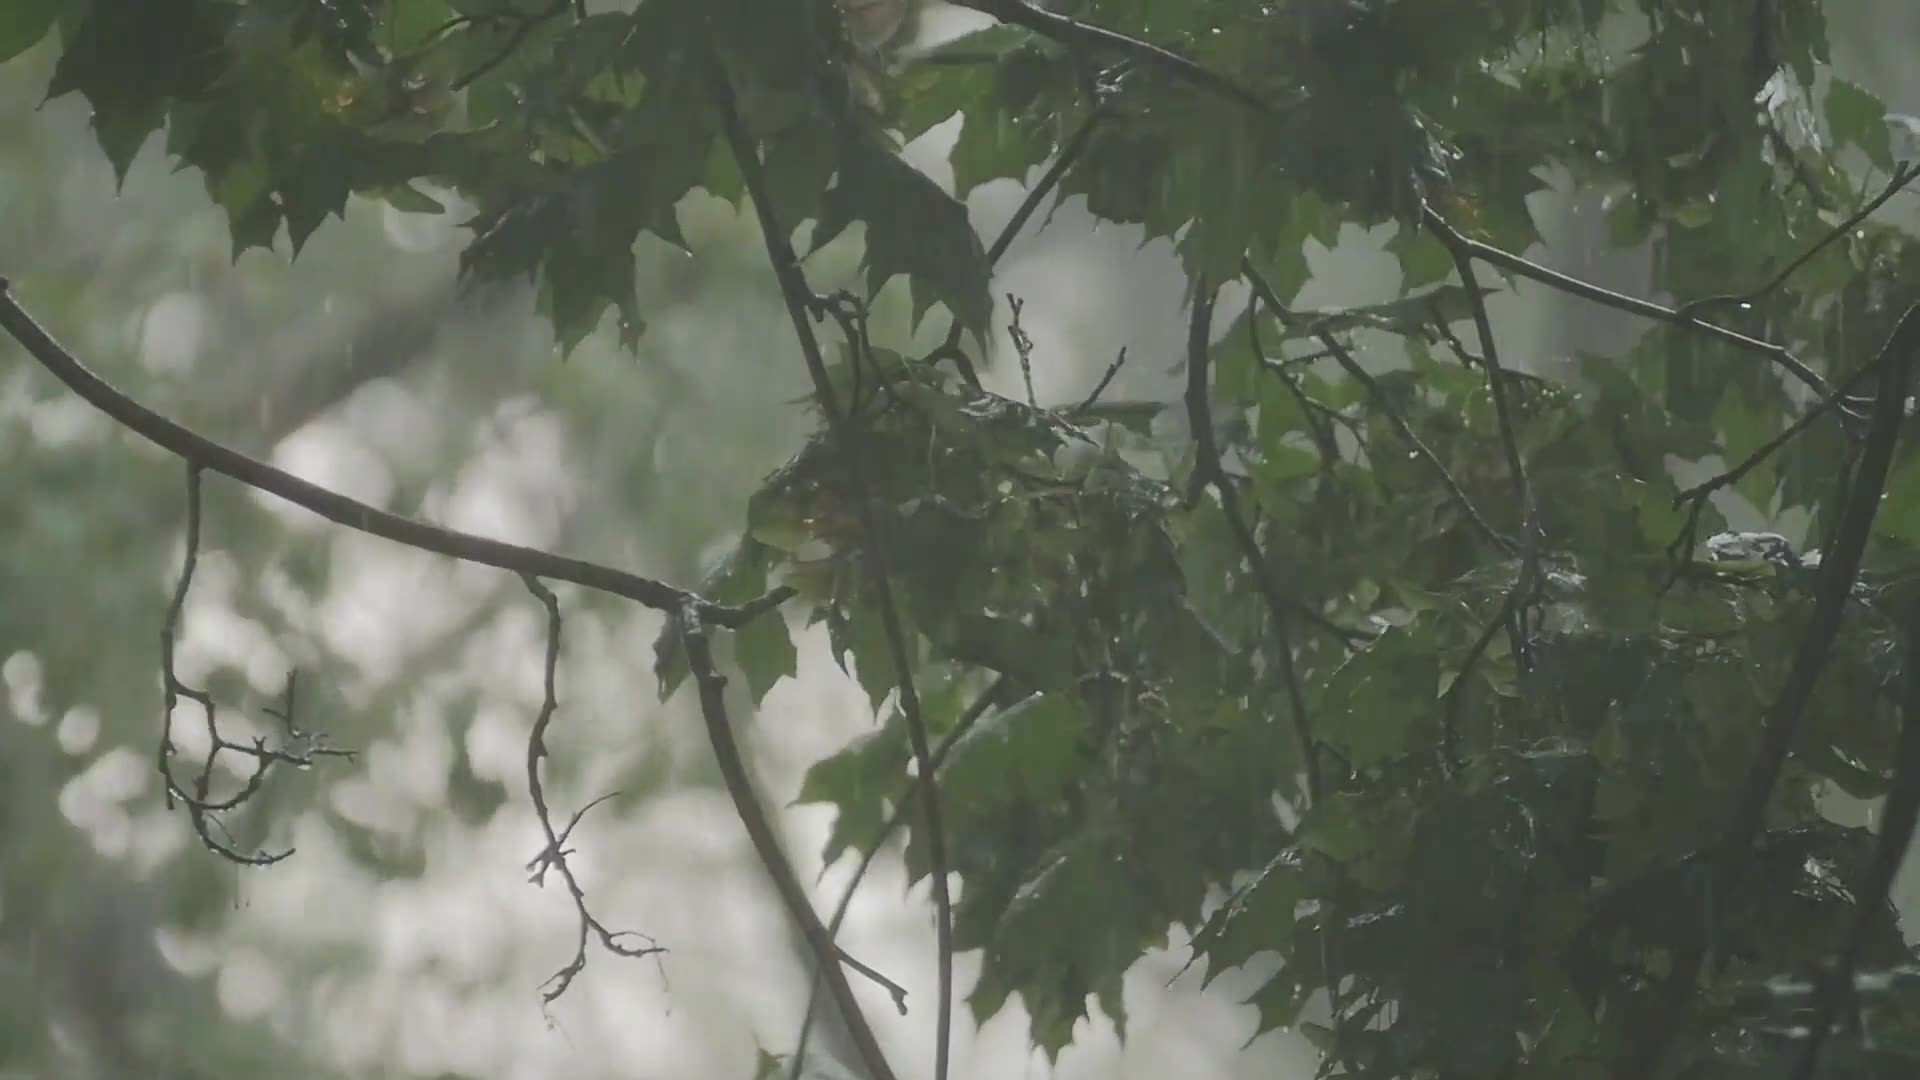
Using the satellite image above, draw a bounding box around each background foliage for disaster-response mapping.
[11,2,1920,1079]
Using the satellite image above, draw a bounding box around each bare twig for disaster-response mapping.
[0,280,786,628]
[449,0,571,92]
[1007,294,1038,406]
[707,42,952,1080]
[925,107,1108,388]
[1076,347,1130,411]
[1662,348,1899,589]
[521,576,663,1005]
[158,466,354,865]
[1182,284,1322,801]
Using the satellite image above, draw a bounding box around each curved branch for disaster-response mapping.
[1418,207,1836,402]
[0,280,786,627]
[678,606,901,1080]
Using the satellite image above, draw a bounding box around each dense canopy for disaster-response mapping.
[8,2,1920,1078]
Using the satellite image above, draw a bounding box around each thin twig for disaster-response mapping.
[1007,294,1038,406]
[1415,208,1838,403]
[925,107,1107,388]
[521,576,663,1005]
[449,0,570,92]
[0,281,786,628]
[706,43,953,1080]
[1662,348,1900,589]
[1183,284,1322,801]
[1425,204,1545,762]
[1242,292,1339,467]
[158,466,353,865]
[1678,161,1920,319]
[790,678,1008,1080]
[1076,347,1129,411]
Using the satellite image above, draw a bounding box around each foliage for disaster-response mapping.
[15,1,1920,1078]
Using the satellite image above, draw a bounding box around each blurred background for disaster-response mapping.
[4,4,1920,1078]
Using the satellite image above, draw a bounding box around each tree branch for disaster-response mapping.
[677,605,900,1080]
[1182,283,1322,803]
[0,279,786,627]
[1416,207,1837,402]
[1791,614,1920,1078]
[705,43,955,1080]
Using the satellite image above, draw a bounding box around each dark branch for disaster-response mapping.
[1628,303,1920,1075]
[1415,207,1838,403]
[676,604,900,1080]
[1791,616,1920,1078]
[1182,283,1323,803]
[0,280,787,627]
[708,40,951,1080]
[791,677,1008,1080]
[1679,161,1920,319]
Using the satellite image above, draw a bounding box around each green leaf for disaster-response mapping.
[734,613,797,705]
[1387,225,1454,291]
[970,834,1134,1061]
[1827,78,1894,172]
[812,133,994,341]
[0,0,59,63]
[48,0,235,184]
[1876,459,1920,544]
[939,693,1085,816]
[795,714,911,867]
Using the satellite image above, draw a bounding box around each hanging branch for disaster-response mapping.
[159,466,355,866]
[705,42,956,1080]
[1182,282,1372,1069]
[677,605,901,1080]
[520,575,664,1005]
[0,280,787,627]
[1628,303,1920,1076]
[1182,283,1322,802]
[790,677,1009,1080]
